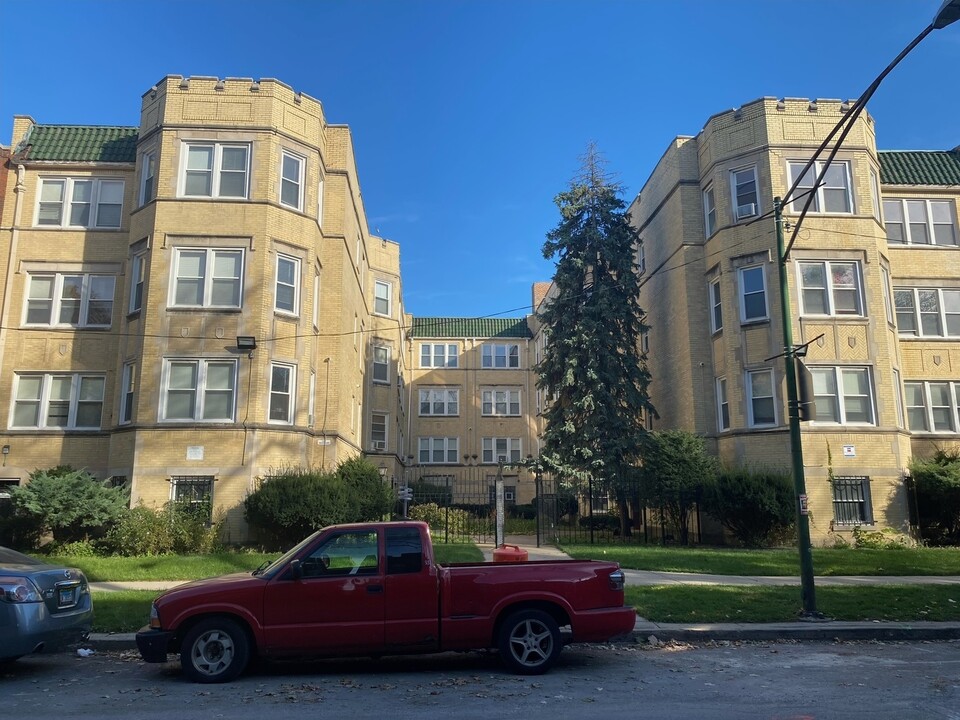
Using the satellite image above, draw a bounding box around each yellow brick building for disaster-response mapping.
[627,97,960,543]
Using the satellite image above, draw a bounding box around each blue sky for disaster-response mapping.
[2,1,957,318]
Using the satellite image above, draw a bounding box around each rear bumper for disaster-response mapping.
[0,597,93,661]
[571,606,637,643]
[136,627,177,663]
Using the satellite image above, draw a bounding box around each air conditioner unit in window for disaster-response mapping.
[737,203,757,220]
[372,441,386,451]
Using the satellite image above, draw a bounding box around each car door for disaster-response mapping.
[262,529,385,655]
[383,526,440,650]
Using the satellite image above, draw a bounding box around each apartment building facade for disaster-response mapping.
[628,97,960,543]
[0,76,409,541]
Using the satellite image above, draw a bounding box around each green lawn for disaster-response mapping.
[561,544,960,576]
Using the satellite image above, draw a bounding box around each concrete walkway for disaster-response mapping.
[86,540,960,651]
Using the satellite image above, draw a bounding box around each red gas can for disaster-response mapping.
[492,544,529,562]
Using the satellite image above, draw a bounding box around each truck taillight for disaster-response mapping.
[608,569,625,591]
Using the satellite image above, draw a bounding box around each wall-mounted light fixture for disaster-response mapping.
[378,463,387,479]
[1,445,9,467]
[236,336,257,351]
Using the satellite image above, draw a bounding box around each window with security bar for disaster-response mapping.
[171,475,214,519]
[832,476,873,526]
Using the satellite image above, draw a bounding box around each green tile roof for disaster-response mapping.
[409,317,532,339]
[879,150,960,186]
[16,125,139,163]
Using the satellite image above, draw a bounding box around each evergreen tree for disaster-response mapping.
[537,145,655,534]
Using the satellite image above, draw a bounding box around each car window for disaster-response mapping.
[302,531,379,578]
[0,546,44,566]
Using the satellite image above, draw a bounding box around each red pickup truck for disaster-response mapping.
[136,521,635,683]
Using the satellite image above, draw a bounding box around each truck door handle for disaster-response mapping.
[367,585,383,594]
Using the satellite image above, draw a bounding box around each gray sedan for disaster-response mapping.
[0,546,93,662]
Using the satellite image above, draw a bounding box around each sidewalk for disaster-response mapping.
[86,541,960,651]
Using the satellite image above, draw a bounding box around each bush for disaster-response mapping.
[703,467,796,548]
[510,504,536,520]
[852,526,914,550]
[100,503,223,556]
[908,448,960,546]
[577,513,619,532]
[408,503,471,536]
[245,459,393,549]
[0,500,42,550]
[46,540,97,557]
[8,466,129,544]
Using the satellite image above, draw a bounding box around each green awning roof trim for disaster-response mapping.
[879,149,960,187]
[409,317,532,339]
[15,125,139,163]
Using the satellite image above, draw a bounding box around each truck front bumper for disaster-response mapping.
[135,626,176,663]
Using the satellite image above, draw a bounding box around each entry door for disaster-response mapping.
[262,529,384,655]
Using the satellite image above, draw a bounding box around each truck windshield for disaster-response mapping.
[253,530,323,577]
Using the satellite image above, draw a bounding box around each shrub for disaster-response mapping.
[851,526,914,550]
[0,500,42,550]
[577,513,619,532]
[47,540,97,557]
[8,466,129,544]
[100,503,223,556]
[408,502,471,536]
[703,467,796,548]
[510,504,536,520]
[908,448,960,546]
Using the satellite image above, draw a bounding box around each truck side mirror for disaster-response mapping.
[289,559,303,580]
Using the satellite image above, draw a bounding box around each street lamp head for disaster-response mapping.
[934,0,960,29]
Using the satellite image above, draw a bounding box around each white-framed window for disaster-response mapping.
[139,152,156,206]
[180,142,249,198]
[482,437,522,464]
[703,184,717,237]
[482,343,520,369]
[894,288,960,338]
[880,265,894,324]
[317,176,325,227]
[269,363,295,424]
[161,359,237,422]
[120,362,136,425]
[35,177,124,228]
[798,261,863,316]
[419,388,459,416]
[636,243,646,275]
[892,368,904,429]
[482,388,521,416]
[371,412,388,450]
[904,380,960,433]
[420,343,458,368]
[280,150,304,210]
[418,437,459,464]
[11,373,105,429]
[374,280,392,316]
[738,265,768,323]
[275,253,300,315]
[373,345,390,384]
[869,168,881,222]
[716,377,729,431]
[709,278,722,332]
[746,369,776,427]
[730,166,759,220]
[810,366,875,425]
[171,248,243,308]
[23,273,115,328]
[308,370,316,426]
[312,269,321,329]
[883,199,957,246]
[129,251,147,313]
[788,160,852,214]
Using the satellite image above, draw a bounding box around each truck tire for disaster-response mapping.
[180,617,250,683]
[498,609,562,675]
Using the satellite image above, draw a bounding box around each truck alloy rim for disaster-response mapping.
[190,629,235,676]
[508,618,554,667]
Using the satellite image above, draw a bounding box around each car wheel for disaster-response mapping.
[180,617,250,683]
[498,609,561,675]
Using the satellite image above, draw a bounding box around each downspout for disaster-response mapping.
[0,163,26,378]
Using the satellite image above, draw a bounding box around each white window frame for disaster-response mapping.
[420,343,459,368]
[481,388,521,417]
[880,265,894,325]
[746,369,777,428]
[312,269,321,330]
[809,366,876,425]
[371,412,388,450]
[139,151,156,206]
[738,265,768,323]
[10,373,105,430]
[883,198,957,247]
[317,176,325,228]
[894,287,960,338]
[482,437,522,464]
[374,280,392,317]
[787,160,853,214]
[892,368,904,429]
[268,363,296,424]
[129,251,147,314]
[23,272,116,329]
[280,150,304,210]
[120,362,136,425]
[171,248,243,309]
[179,142,250,199]
[716,377,729,431]
[730,165,759,220]
[797,260,863,317]
[636,243,646,276]
[373,345,390,384]
[418,437,459,464]
[869,168,881,222]
[703,184,716,237]
[904,380,960,434]
[274,253,300,316]
[709,278,722,332]
[308,370,316,426]
[419,387,459,417]
[160,359,237,422]
[482,343,520,369]
[34,177,125,229]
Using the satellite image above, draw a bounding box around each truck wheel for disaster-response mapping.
[498,609,561,675]
[180,617,250,683]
